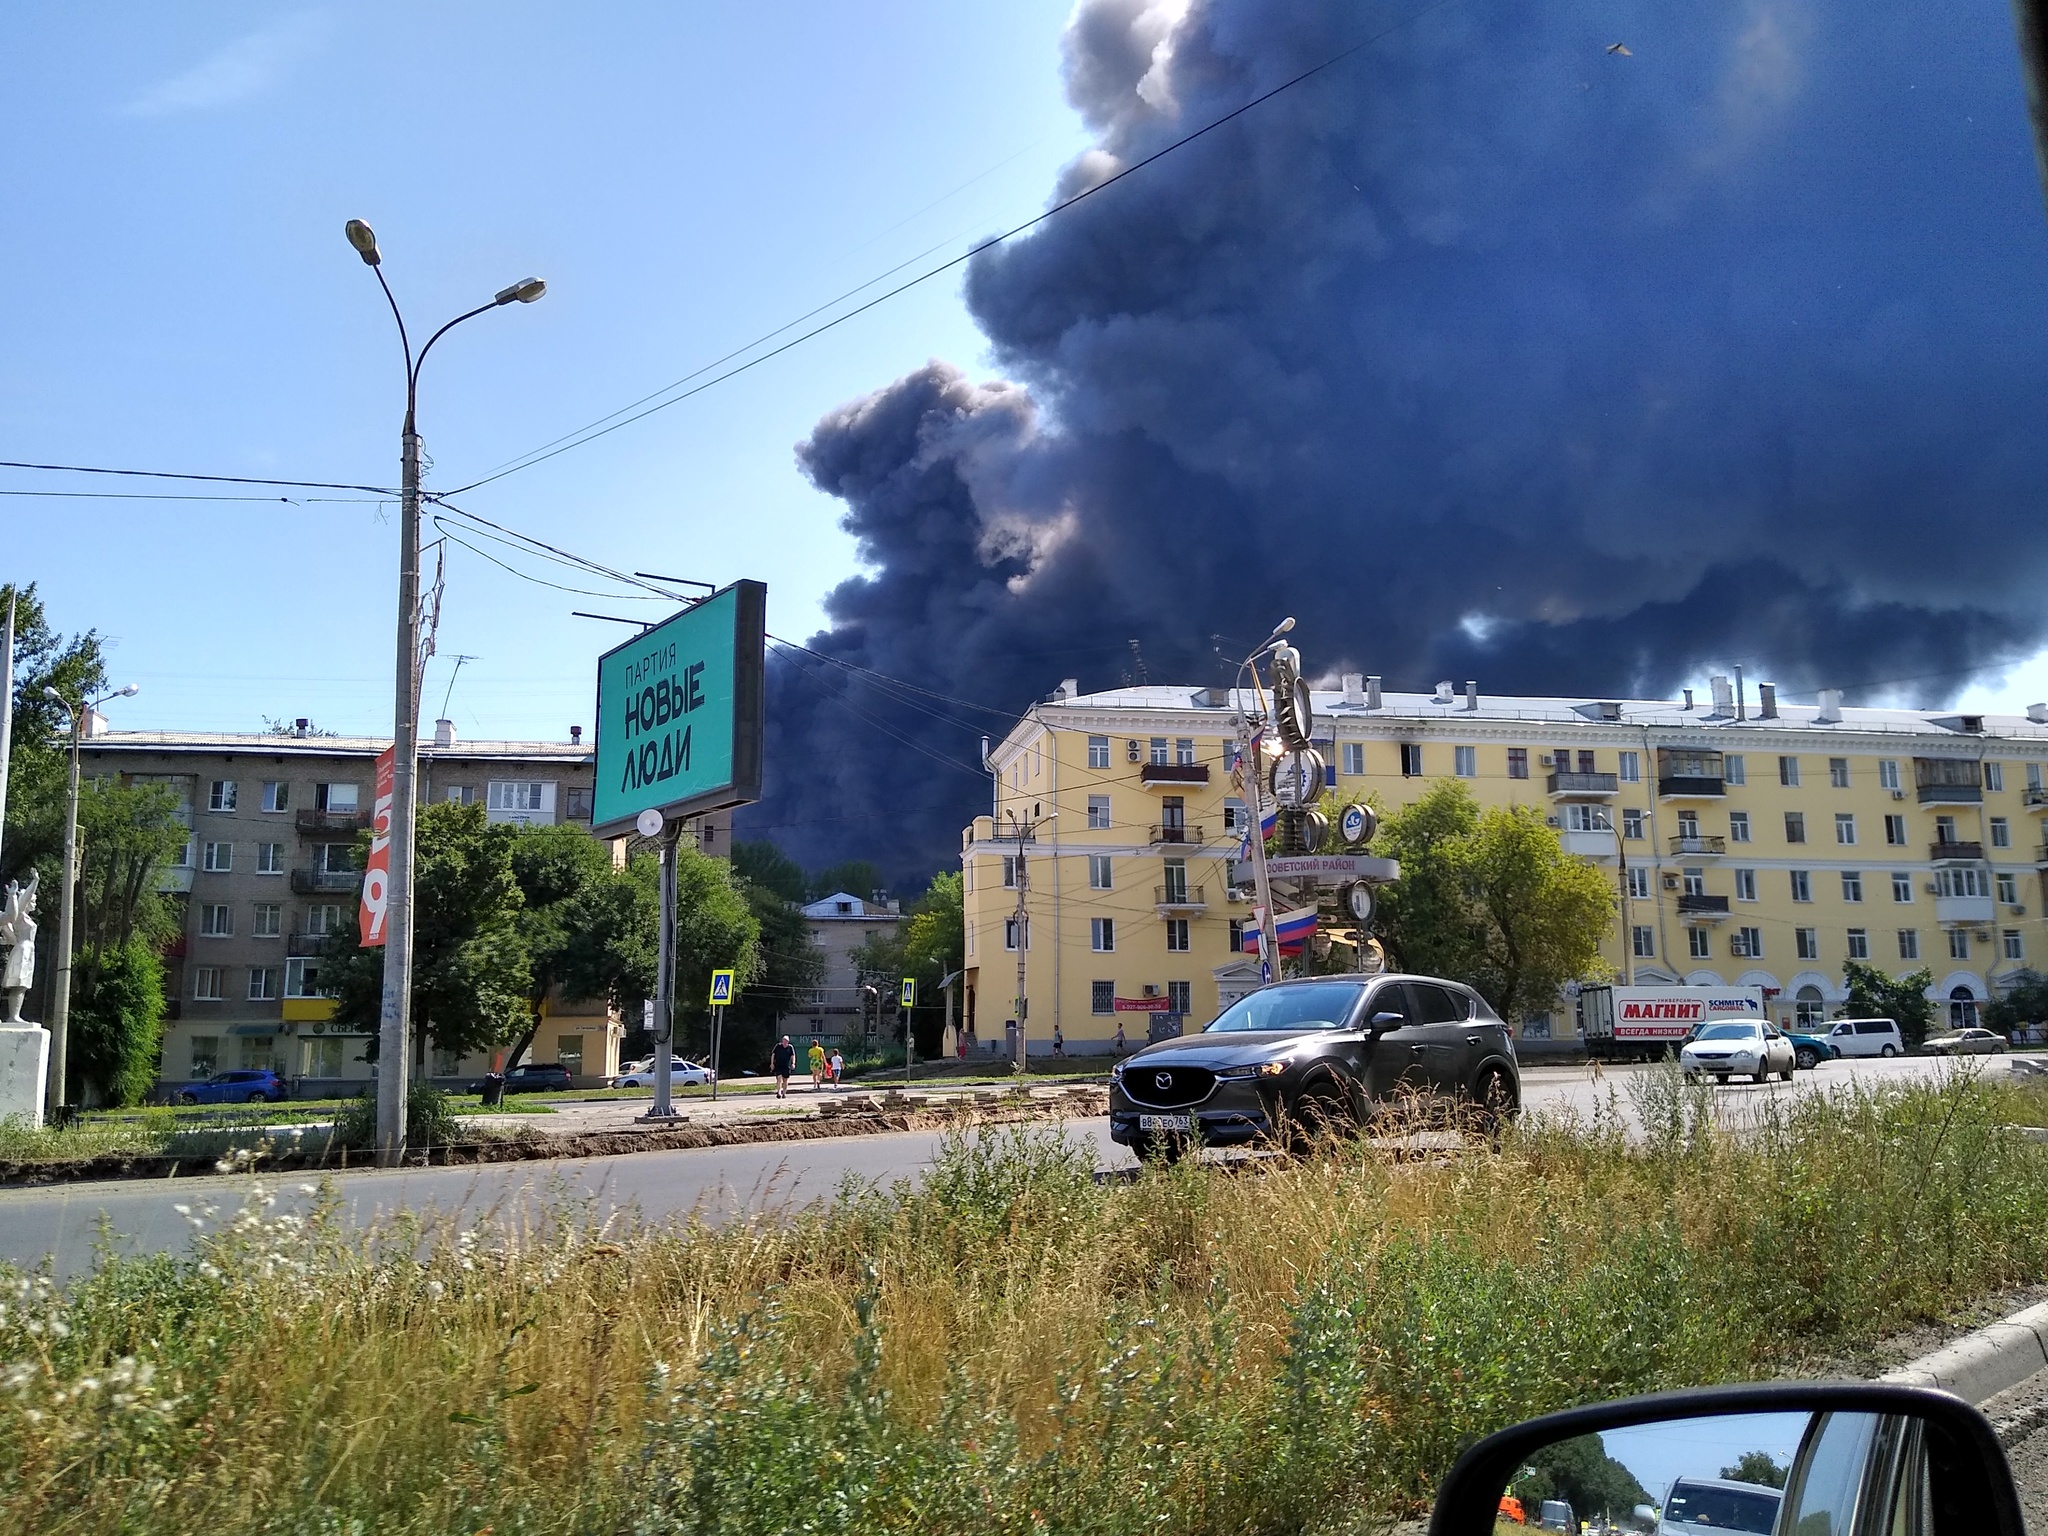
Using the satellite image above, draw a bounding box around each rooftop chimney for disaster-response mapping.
[570,725,583,744]
[2030,703,2048,725]
[1683,688,1695,711]
[1815,689,1843,724]
[1342,673,1365,707]
[433,718,456,748]
[1057,677,1079,701]
[1432,679,1454,704]
[294,717,309,737]
[1734,664,1747,722]
[1464,680,1479,711]
[1758,683,1777,720]
[1366,675,1382,709]
[1709,676,1733,717]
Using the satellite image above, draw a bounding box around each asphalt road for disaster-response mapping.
[1978,1363,2048,1533]
[0,1052,2021,1277]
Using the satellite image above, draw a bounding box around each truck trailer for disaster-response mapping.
[1578,984,1767,1062]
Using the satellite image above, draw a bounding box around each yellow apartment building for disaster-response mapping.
[959,675,2048,1054]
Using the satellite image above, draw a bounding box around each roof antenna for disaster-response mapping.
[440,654,478,720]
[1127,638,1148,686]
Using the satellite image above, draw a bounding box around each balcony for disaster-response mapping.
[1546,770,1618,797]
[1139,762,1210,788]
[1935,895,1996,927]
[295,808,369,834]
[1559,829,1618,859]
[1677,893,1731,920]
[1929,841,1984,863]
[1153,884,1208,911]
[1668,835,1726,856]
[2027,788,2048,811]
[1658,775,1725,799]
[290,868,359,894]
[287,933,333,957]
[1916,784,1982,805]
[1149,823,1205,846]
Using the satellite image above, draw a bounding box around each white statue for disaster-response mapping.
[0,871,38,1025]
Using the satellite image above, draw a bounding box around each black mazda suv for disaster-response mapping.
[1107,973,1520,1157]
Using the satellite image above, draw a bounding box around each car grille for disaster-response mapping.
[1122,1065,1217,1109]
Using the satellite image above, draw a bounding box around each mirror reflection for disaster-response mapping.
[1495,1409,1934,1536]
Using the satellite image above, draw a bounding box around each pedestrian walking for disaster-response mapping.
[771,1036,797,1099]
[1052,1023,1064,1058]
[807,1039,826,1089]
[1114,1022,1126,1055]
[829,1048,844,1086]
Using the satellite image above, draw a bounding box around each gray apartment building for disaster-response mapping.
[80,722,618,1094]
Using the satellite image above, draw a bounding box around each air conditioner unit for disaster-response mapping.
[1545,816,1560,827]
[1226,887,1247,903]
[2011,904,2028,916]
[1539,754,1555,767]
[1127,740,1141,763]
[1926,883,1941,896]
[1890,790,1906,801]
[1662,874,1681,890]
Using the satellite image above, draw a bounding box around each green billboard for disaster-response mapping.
[592,580,765,836]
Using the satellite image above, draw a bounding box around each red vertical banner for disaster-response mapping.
[359,746,395,947]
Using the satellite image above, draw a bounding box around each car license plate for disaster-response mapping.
[1139,1114,1193,1131]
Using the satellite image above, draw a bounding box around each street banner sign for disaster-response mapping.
[1260,853,1401,882]
[358,745,395,947]
[1112,996,1170,1012]
[900,977,916,1009]
[592,580,766,836]
[708,969,735,1006]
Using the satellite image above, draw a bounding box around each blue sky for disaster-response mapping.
[3,2,1089,738]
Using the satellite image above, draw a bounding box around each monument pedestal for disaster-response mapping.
[0,1025,50,1128]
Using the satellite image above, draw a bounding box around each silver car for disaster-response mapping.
[1680,1020,1795,1084]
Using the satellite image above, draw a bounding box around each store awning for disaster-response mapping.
[229,1024,282,1037]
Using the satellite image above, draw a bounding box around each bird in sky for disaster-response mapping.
[1607,42,1632,55]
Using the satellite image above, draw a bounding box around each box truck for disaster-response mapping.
[1579,985,1766,1061]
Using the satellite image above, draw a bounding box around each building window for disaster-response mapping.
[1092,981,1114,1014]
[1986,762,2006,792]
[1444,744,1474,779]
[1934,814,1958,845]
[1174,738,1196,766]
[1829,758,1850,788]
[1088,735,1110,769]
[1841,871,1863,903]
[1734,926,1763,959]
[1935,866,1988,899]
[1682,866,1705,897]
[1689,928,1711,959]
[1724,755,1746,785]
[1628,866,1651,899]
[261,781,290,812]
[1400,743,1423,777]
[200,904,233,937]
[317,843,356,875]
[1950,929,1970,961]
[1087,795,1111,830]
[446,785,477,805]
[1835,813,1856,845]
[1088,855,1112,891]
[251,903,282,938]
[2031,763,2046,792]
[193,967,225,1001]
[1148,738,1169,766]
[1227,918,1244,951]
[564,786,593,821]
[248,967,281,1001]
[1784,812,1806,844]
[1728,811,1751,843]
[315,782,359,813]
[1341,742,1364,776]
[190,1035,220,1075]
[1002,856,1018,889]
[1997,872,2019,904]
[1898,929,1919,961]
[1166,918,1190,952]
[1623,809,1645,839]
[1161,858,1188,902]
[1879,759,1901,791]
[166,838,192,869]
[1632,925,1655,957]
[1618,751,1640,783]
[202,841,233,872]
[1676,810,1699,840]
[1735,869,1757,902]
[1991,817,2011,848]
[1892,873,1914,903]
[254,842,283,874]
[1004,917,1028,951]
[1790,870,1811,903]
[1222,798,1243,833]
[2005,930,2025,960]
[1779,756,1800,787]
[1846,929,1869,961]
[487,781,544,812]
[284,957,323,997]
[1797,928,1819,961]
[1507,748,1528,780]
[1565,804,1610,832]
[1884,815,1906,846]
[1091,917,1115,953]
[208,780,237,812]
[306,904,342,936]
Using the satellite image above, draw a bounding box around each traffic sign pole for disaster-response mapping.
[900,977,916,1088]
[648,812,680,1121]
[710,1004,724,1100]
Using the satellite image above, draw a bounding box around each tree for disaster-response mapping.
[322,802,532,1062]
[663,845,762,1061]
[1842,961,1937,1048]
[1376,781,1614,1020]
[1515,1433,1651,1520]
[901,871,964,1054]
[809,859,883,903]
[732,839,807,904]
[70,939,166,1107]
[1721,1450,1788,1489]
[724,875,825,1067]
[504,822,658,1071]
[2,582,107,893]
[1984,970,2048,1033]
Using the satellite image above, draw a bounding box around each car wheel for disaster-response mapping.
[1132,1133,1185,1166]
[1779,1061,1795,1082]
[1881,1044,1898,1058]
[177,1091,198,1105]
[246,1091,267,1103]
[1795,1047,1818,1071]
[1288,1080,1353,1154]
[1471,1068,1518,1143]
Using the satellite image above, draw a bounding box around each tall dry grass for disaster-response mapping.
[1,1068,2045,1535]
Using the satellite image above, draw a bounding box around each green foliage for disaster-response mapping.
[1984,969,2048,1032]
[724,876,825,1069]
[334,1081,458,1149]
[1,582,108,892]
[663,844,761,1059]
[1514,1433,1652,1519]
[1721,1449,1788,1488]
[1376,781,1615,1018]
[504,823,657,1068]
[68,938,166,1107]
[809,859,883,903]
[731,839,807,904]
[1841,961,1937,1048]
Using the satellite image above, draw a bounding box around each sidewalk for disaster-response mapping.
[467,1079,1107,1138]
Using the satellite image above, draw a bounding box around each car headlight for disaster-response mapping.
[1216,1061,1287,1080]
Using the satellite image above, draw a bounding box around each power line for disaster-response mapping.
[0,488,385,504]
[0,459,398,495]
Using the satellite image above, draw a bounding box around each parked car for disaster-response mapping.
[613,1057,716,1088]
[173,1068,290,1105]
[1537,1498,1576,1532]
[1782,1026,1840,1071]
[1826,1017,1905,1058]
[1924,1027,2009,1056]
[469,1062,575,1094]
[1653,1476,1781,1535]
[1106,973,1521,1159]
[1679,1020,1795,1084]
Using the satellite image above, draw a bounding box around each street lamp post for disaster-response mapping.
[344,219,544,1168]
[1233,620,1296,980]
[39,682,138,1115]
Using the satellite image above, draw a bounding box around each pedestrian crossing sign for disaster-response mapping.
[708,969,735,1005]
[900,977,916,1009]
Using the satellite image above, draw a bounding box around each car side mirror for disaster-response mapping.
[1425,1382,2023,1536]
[1369,1010,1406,1030]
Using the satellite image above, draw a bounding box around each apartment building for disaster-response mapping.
[960,676,2048,1051]
[80,723,615,1093]
[782,890,903,1043]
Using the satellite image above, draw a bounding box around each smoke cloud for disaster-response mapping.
[742,0,2048,881]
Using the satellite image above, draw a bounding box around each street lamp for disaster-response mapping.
[345,218,545,1168]
[39,682,138,1116]
[1232,621,1297,978]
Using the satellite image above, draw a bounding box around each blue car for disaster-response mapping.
[174,1068,289,1105]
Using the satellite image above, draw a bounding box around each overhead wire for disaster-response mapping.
[0,458,398,495]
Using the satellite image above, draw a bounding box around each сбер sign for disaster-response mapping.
[592,580,766,836]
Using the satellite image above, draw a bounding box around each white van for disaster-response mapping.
[1826,1018,1905,1058]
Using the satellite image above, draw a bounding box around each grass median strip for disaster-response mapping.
[2,1069,2046,1534]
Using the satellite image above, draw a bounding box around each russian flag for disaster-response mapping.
[1240,907,1317,955]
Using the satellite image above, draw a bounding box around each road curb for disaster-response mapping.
[1881,1301,2048,1405]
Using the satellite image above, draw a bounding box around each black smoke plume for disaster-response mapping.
[741,0,2048,882]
